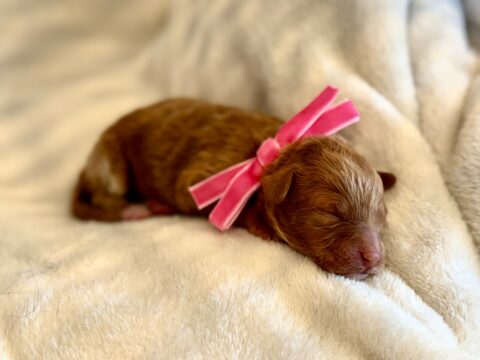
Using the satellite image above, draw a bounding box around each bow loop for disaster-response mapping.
[188,86,360,231]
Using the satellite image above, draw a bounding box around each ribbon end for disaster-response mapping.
[324,85,338,93]
[209,212,231,231]
[188,185,213,210]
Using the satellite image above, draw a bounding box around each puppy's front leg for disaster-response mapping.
[237,204,278,241]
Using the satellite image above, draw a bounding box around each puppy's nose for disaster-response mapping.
[359,246,382,269]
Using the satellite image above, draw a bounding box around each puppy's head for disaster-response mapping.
[261,136,395,280]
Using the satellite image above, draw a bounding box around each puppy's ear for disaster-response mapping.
[262,166,296,204]
[377,171,396,191]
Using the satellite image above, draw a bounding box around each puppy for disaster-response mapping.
[72,99,396,279]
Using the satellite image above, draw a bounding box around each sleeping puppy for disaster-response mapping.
[72,99,396,280]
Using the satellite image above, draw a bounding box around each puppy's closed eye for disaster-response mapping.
[316,211,341,226]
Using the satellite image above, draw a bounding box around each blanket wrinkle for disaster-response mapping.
[1,0,480,359]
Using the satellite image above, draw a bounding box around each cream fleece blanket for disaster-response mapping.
[1,0,480,359]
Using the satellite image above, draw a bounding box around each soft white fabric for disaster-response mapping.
[1,0,480,358]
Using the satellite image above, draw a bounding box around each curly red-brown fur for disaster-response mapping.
[72,99,395,279]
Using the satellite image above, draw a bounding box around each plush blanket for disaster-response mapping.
[1,0,480,358]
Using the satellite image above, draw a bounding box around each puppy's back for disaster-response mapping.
[72,99,283,219]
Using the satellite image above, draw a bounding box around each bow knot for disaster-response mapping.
[189,86,359,230]
[256,137,281,168]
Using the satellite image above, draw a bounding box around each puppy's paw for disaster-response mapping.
[121,204,152,221]
[146,200,175,215]
[248,226,275,241]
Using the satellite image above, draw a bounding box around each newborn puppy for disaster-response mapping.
[72,99,396,279]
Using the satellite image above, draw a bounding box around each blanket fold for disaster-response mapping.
[1,0,479,358]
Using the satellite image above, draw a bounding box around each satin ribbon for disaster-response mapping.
[188,86,359,230]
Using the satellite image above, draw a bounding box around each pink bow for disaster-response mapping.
[189,86,359,230]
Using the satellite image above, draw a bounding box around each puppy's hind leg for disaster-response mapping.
[72,133,151,221]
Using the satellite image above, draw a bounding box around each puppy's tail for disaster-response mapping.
[71,174,123,222]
